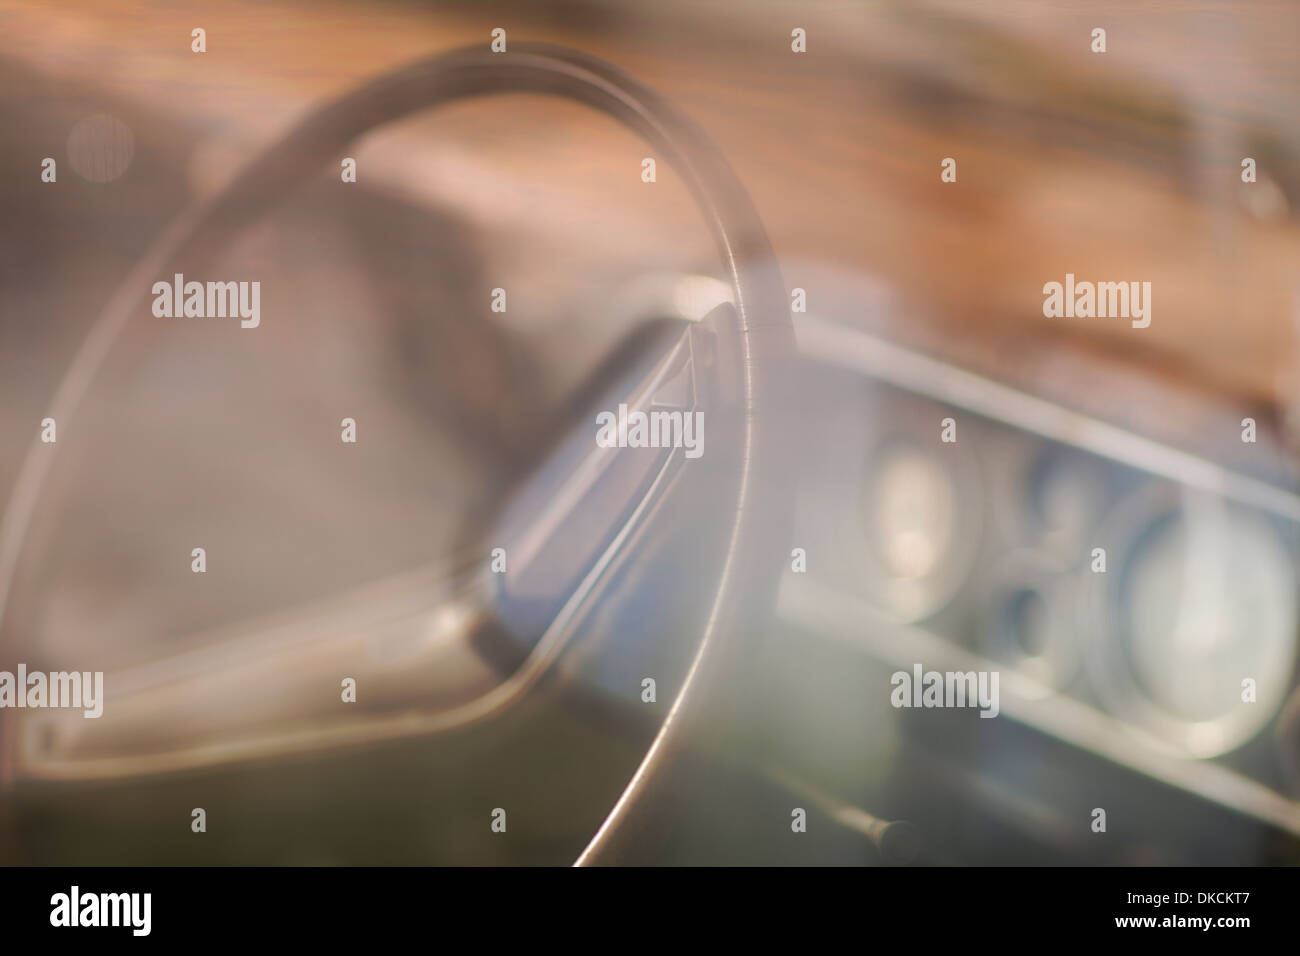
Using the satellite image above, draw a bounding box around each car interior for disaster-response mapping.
[2,0,1300,866]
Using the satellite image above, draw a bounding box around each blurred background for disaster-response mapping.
[2,0,1300,864]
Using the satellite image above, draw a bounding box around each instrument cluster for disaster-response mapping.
[784,302,1300,843]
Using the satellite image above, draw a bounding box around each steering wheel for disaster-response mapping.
[0,43,796,865]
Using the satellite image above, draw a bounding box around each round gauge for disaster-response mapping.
[1089,484,1298,757]
[1026,449,1110,556]
[988,438,1110,561]
[979,550,1082,693]
[855,426,981,622]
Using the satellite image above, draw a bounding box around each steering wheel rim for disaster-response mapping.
[0,42,796,865]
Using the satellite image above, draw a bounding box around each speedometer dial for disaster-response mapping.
[1090,485,1298,757]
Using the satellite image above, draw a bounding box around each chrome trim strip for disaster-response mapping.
[795,313,1300,523]
[779,575,1300,838]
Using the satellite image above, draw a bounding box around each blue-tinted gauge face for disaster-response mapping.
[1118,503,1296,732]
[1025,447,1110,555]
[1084,484,1300,758]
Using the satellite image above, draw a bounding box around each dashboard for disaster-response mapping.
[2,0,1300,869]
